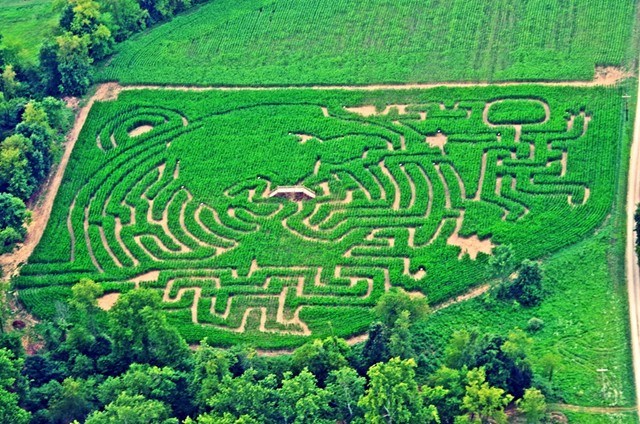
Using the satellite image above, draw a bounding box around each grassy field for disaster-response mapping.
[0,0,58,62]
[413,229,635,407]
[98,0,638,86]
[14,84,627,352]
[561,411,638,424]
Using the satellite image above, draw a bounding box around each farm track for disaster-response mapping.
[625,64,640,415]
[0,84,117,281]
[548,403,638,414]
[94,69,629,101]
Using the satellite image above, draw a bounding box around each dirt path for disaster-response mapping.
[103,66,628,96]
[549,403,638,414]
[625,65,640,415]
[0,84,117,280]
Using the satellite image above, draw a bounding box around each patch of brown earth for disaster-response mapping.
[425,133,447,152]
[128,125,154,137]
[446,211,494,260]
[97,292,120,311]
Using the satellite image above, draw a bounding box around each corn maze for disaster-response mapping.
[15,86,624,348]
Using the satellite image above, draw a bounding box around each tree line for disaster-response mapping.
[0,0,208,255]
[0,257,559,423]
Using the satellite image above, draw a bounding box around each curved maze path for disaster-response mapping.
[5,74,625,348]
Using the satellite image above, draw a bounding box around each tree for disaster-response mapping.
[84,393,178,424]
[459,368,512,424]
[278,369,332,424]
[206,371,279,422]
[500,260,545,307]
[0,134,33,199]
[190,341,232,410]
[500,329,532,362]
[0,192,27,252]
[107,289,191,372]
[292,336,350,385]
[388,310,415,360]
[1,65,19,99]
[39,41,63,95]
[102,0,149,41]
[47,377,96,424]
[427,366,467,424]
[444,329,477,369]
[374,288,429,327]
[70,279,104,312]
[98,363,192,418]
[488,244,517,283]
[59,0,114,59]
[55,33,92,96]
[0,348,30,424]
[40,96,73,134]
[444,330,532,398]
[325,367,365,422]
[517,388,546,423]
[359,358,438,424]
[539,353,561,382]
[361,321,390,368]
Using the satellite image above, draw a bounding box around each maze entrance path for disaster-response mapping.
[13,84,624,349]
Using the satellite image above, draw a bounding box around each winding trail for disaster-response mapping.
[625,64,640,415]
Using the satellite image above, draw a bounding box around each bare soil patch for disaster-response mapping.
[97,292,120,311]
[128,125,154,137]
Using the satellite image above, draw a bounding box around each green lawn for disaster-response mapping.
[99,0,637,86]
[0,0,58,62]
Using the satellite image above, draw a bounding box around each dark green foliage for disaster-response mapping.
[0,95,69,252]
[291,336,351,385]
[55,34,93,96]
[361,322,390,369]
[444,329,533,398]
[107,289,191,372]
[0,193,27,253]
[499,260,545,306]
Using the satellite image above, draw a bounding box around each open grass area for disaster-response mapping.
[99,0,637,86]
[15,84,628,350]
[0,0,58,62]
[413,229,635,408]
[561,411,638,424]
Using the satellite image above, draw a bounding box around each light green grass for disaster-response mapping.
[413,229,635,407]
[562,411,638,424]
[0,0,58,62]
[99,0,637,86]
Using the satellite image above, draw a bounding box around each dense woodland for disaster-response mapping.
[0,269,553,423]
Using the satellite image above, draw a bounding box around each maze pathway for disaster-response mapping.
[16,86,621,347]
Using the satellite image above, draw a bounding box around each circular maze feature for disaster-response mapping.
[16,86,624,348]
